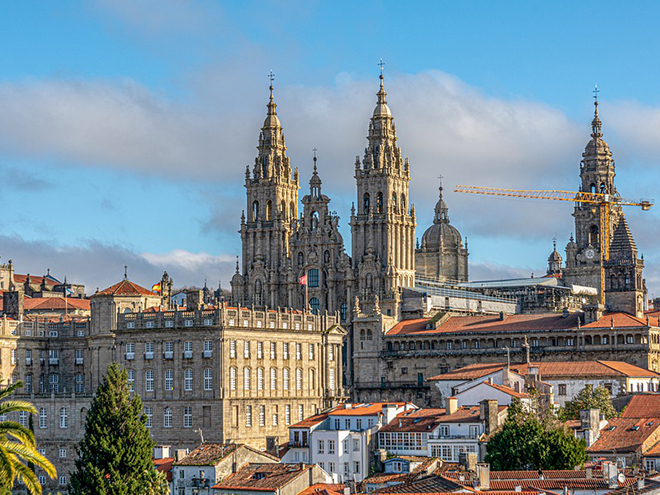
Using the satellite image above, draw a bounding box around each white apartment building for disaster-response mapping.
[281,402,414,483]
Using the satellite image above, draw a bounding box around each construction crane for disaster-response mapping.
[454,185,653,305]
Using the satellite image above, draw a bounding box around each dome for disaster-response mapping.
[421,222,463,250]
[584,101,611,156]
[548,245,562,263]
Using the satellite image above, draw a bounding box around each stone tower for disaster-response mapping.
[288,155,353,320]
[604,216,645,317]
[232,82,299,308]
[350,72,416,307]
[415,184,468,282]
[564,99,622,290]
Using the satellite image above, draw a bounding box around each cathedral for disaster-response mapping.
[230,72,468,322]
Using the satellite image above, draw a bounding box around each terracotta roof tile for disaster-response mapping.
[482,381,529,398]
[387,313,581,337]
[328,402,407,417]
[621,396,660,419]
[587,417,660,454]
[428,363,505,381]
[379,407,485,433]
[298,483,345,495]
[23,297,90,311]
[376,475,465,493]
[212,463,314,491]
[582,312,648,329]
[488,480,637,491]
[176,444,238,466]
[153,458,174,482]
[96,279,156,297]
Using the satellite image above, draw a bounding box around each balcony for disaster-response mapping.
[125,352,135,361]
[48,358,59,365]
[203,350,213,358]
[191,478,210,488]
[183,350,193,359]
[289,441,309,448]
[163,351,174,360]
[75,357,84,365]
[144,352,154,360]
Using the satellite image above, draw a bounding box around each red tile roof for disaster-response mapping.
[487,480,637,491]
[176,444,238,466]
[582,312,648,329]
[482,381,529,398]
[13,274,59,286]
[587,417,660,454]
[328,402,407,417]
[379,406,490,433]
[387,313,581,337]
[298,484,345,495]
[290,410,334,428]
[153,458,173,482]
[429,361,658,382]
[212,463,315,491]
[96,279,156,297]
[621,395,660,419]
[23,297,90,311]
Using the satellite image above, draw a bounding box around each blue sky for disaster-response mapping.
[2,1,660,296]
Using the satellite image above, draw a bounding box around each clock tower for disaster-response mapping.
[563,98,622,290]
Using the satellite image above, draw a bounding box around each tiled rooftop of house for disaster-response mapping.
[376,474,465,493]
[175,443,239,466]
[298,483,345,495]
[587,417,660,453]
[212,463,315,491]
[621,395,660,419]
[327,402,408,417]
[96,279,156,297]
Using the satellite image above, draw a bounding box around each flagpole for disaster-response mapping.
[305,269,308,313]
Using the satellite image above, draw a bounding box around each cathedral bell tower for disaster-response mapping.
[232,78,299,308]
[350,71,416,303]
[564,96,622,289]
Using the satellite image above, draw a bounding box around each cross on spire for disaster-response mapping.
[312,148,318,172]
[378,58,385,75]
[593,84,599,103]
[268,70,275,87]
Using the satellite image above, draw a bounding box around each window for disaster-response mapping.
[340,303,348,322]
[329,462,335,473]
[125,342,135,360]
[356,419,362,430]
[283,343,289,360]
[165,370,174,391]
[204,369,212,391]
[19,411,27,427]
[244,368,251,390]
[145,342,154,359]
[230,367,237,390]
[59,448,66,458]
[285,405,291,425]
[75,348,84,364]
[39,476,46,485]
[353,439,360,452]
[10,349,15,365]
[164,341,174,359]
[145,370,154,392]
[299,404,304,422]
[308,344,315,360]
[270,342,276,360]
[183,407,192,428]
[309,369,315,390]
[344,419,350,429]
[49,373,59,393]
[296,368,302,390]
[244,341,250,358]
[39,408,47,429]
[145,407,152,428]
[318,440,325,454]
[270,368,277,390]
[558,384,567,396]
[184,369,193,391]
[296,343,302,360]
[354,461,360,473]
[343,439,349,452]
[257,368,264,390]
[203,340,213,357]
[246,406,252,427]
[25,349,32,364]
[25,374,32,394]
[309,297,320,314]
[230,340,236,358]
[470,425,480,438]
[283,369,289,390]
[127,370,135,392]
[401,367,408,375]
[59,476,66,486]
[259,405,266,426]
[334,418,340,429]
[627,335,635,344]
[183,341,193,358]
[329,440,335,454]
[164,407,172,428]
[440,425,450,437]
[329,369,335,390]
[329,345,334,361]
[257,341,263,359]
[272,406,278,426]
[446,341,453,350]
[308,269,319,287]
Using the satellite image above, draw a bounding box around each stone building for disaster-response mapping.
[415,184,469,283]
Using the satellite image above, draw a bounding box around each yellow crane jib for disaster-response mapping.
[453,184,653,306]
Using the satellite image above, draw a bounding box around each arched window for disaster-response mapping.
[266,200,272,220]
[164,407,172,428]
[340,303,348,322]
[391,193,397,213]
[59,407,68,429]
[252,201,259,221]
[360,329,366,341]
[308,269,319,287]
[309,369,315,390]
[363,193,370,214]
[244,368,251,390]
[377,192,383,213]
[309,297,320,315]
[367,330,373,341]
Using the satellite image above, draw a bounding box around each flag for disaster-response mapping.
[65,287,74,296]
[298,275,307,285]
[151,283,162,293]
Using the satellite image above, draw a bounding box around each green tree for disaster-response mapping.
[559,385,617,421]
[0,381,56,494]
[70,363,167,495]
[485,398,586,470]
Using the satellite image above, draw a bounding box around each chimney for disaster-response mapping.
[476,463,490,490]
[445,397,458,415]
[499,311,506,321]
[480,399,499,435]
[3,288,24,320]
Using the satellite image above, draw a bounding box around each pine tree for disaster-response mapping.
[70,363,166,495]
